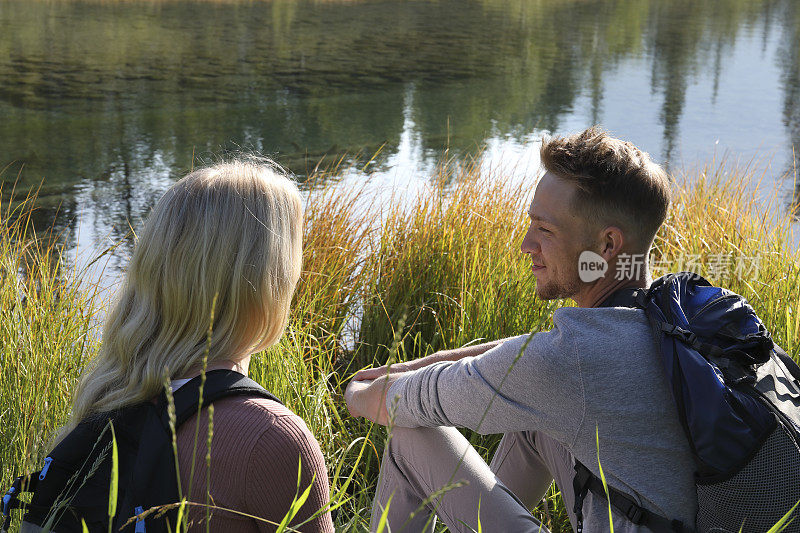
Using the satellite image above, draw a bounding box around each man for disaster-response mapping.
[345,126,696,532]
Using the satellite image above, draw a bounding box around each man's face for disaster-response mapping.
[520,172,594,300]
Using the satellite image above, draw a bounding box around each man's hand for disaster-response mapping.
[344,374,402,426]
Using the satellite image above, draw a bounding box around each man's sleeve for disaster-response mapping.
[385,324,585,445]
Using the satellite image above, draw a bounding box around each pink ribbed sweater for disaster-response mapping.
[175,396,334,532]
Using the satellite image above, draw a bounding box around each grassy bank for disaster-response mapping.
[1,159,799,532]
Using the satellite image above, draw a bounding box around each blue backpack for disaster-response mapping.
[573,272,800,533]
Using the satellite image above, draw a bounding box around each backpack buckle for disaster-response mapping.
[626,505,645,524]
[2,488,13,517]
[660,323,697,345]
[2,476,24,533]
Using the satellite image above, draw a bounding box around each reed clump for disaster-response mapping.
[655,160,800,353]
[0,191,102,489]
[357,159,559,370]
[1,158,798,532]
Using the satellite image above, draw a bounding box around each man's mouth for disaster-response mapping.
[531,262,545,271]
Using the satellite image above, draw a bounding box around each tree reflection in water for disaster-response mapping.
[1,0,799,276]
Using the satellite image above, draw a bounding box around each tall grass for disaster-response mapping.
[0,190,102,488]
[357,159,559,368]
[1,157,798,532]
[656,160,800,352]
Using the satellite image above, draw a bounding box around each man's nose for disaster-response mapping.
[520,229,539,255]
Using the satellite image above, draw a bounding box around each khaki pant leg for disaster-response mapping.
[369,426,548,533]
[490,431,555,509]
[491,430,580,528]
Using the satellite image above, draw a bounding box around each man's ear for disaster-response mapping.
[599,226,625,261]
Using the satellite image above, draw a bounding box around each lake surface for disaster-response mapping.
[2,0,800,280]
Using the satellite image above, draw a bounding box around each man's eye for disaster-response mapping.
[538,227,551,234]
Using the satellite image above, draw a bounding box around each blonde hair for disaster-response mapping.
[540,126,672,252]
[63,159,303,434]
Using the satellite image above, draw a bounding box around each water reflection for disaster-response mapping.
[779,0,800,210]
[1,0,800,279]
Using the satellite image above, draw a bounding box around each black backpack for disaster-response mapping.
[572,273,800,533]
[2,370,280,533]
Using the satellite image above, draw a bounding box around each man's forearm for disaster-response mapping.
[407,337,514,370]
[353,336,519,382]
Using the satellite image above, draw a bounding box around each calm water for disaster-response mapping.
[2,0,800,280]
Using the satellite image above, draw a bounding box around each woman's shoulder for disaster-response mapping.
[212,394,293,417]
[177,395,332,531]
[216,397,329,503]
[210,395,319,447]
[177,394,327,491]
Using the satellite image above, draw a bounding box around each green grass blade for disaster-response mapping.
[108,422,118,526]
[765,499,800,533]
[176,498,187,532]
[276,457,315,533]
[476,497,482,533]
[596,425,614,533]
[374,495,393,533]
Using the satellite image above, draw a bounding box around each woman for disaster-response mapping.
[62,160,334,532]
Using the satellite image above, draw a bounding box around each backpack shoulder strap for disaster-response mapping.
[161,369,282,428]
[572,461,692,533]
[118,370,282,530]
[597,286,643,309]
[773,345,800,384]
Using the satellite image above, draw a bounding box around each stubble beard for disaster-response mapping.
[535,272,582,301]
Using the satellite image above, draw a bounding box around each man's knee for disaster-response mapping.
[385,425,465,460]
[383,425,481,493]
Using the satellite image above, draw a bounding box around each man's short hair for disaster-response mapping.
[540,126,671,253]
